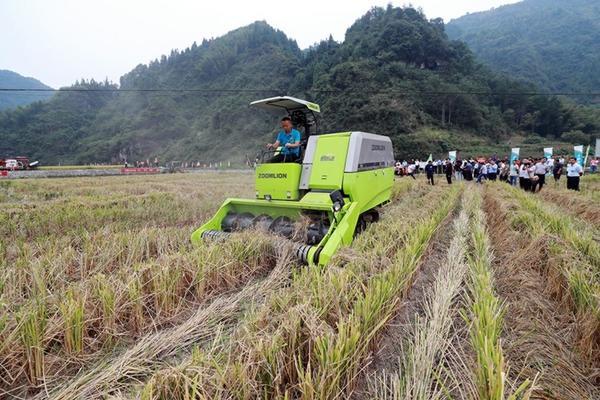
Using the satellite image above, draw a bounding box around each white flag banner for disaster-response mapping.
[510,148,520,165]
[449,151,457,162]
[574,145,584,166]
[583,145,591,171]
[543,147,553,158]
[596,138,599,158]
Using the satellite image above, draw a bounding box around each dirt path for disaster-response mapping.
[483,188,598,400]
[350,198,462,399]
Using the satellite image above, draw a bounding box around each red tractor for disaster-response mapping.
[0,156,39,170]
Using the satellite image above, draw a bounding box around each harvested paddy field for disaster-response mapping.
[1,172,598,399]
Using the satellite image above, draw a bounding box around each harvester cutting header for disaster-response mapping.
[191,96,395,265]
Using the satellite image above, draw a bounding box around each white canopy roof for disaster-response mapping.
[250,96,320,113]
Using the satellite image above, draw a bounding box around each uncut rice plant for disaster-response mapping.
[17,299,47,384]
[464,190,533,400]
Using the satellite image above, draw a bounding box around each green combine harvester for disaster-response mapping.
[191,97,395,265]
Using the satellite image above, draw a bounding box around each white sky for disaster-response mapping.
[0,0,520,88]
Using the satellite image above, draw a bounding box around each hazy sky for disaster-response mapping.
[0,0,520,88]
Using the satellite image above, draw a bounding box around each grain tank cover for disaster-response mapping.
[344,132,394,172]
[300,131,394,190]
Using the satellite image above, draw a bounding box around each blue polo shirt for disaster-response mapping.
[276,129,301,156]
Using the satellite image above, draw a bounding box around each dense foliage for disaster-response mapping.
[0,70,54,110]
[447,0,600,102]
[0,5,598,164]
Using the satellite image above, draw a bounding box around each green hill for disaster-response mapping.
[0,70,54,110]
[1,6,598,164]
[446,0,600,101]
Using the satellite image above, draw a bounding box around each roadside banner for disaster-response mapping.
[510,148,520,166]
[543,147,553,159]
[596,138,599,158]
[449,151,457,162]
[583,145,591,174]
[574,145,584,166]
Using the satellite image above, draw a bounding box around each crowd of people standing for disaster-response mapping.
[394,155,588,191]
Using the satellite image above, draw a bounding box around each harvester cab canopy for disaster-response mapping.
[250,96,320,113]
[251,97,320,146]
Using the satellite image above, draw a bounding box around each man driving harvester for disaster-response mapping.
[266,116,302,163]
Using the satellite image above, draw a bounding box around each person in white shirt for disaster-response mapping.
[533,157,548,192]
[498,160,509,182]
[477,162,488,184]
[519,160,532,191]
[486,161,498,181]
[407,163,417,180]
[566,157,583,191]
[528,162,537,192]
[394,161,402,176]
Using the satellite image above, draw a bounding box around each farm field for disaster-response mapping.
[0,172,598,399]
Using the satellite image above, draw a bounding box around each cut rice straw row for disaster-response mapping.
[369,192,471,400]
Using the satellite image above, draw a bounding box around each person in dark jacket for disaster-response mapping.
[454,159,463,181]
[425,160,435,185]
[445,159,453,184]
[553,157,563,184]
[463,162,473,181]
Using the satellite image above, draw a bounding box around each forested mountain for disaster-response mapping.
[1,6,598,164]
[447,0,600,101]
[0,70,54,110]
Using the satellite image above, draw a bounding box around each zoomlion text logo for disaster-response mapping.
[371,144,386,151]
[258,173,287,179]
[320,155,335,161]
